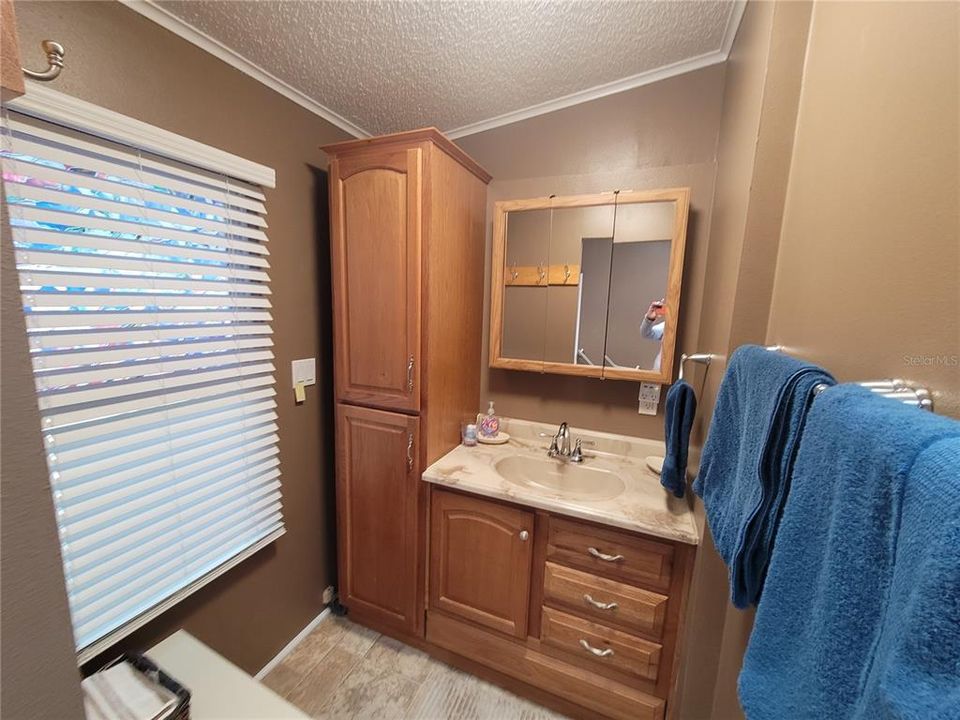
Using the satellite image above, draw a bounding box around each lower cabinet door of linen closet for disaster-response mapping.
[335,403,420,633]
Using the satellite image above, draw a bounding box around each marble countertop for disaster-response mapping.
[422,418,699,545]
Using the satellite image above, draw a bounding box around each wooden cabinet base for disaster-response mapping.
[426,611,665,720]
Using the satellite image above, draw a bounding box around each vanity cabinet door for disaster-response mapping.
[330,148,421,412]
[336,404,420,634]
[430,490,533,638]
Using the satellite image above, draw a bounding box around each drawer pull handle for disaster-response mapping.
[579,639,614,658]
[587,547,625,563]
[583,594,618,611]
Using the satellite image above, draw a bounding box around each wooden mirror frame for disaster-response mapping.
[489,187,690,383]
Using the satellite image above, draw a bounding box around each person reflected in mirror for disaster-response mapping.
[640,298,666,371]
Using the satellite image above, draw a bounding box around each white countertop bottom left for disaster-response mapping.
[147,631,308,719]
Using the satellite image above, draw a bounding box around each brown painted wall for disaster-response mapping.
[682,2,958,718]
[12,0,351,674]
[457,65,726,439]
[767,0,960,419]
[707,5,814,718]
[1,190,86,720]
[673,5,779,717]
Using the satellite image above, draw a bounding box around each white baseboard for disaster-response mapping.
[255,607,331,680]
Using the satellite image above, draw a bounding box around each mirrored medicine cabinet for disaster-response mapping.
[489,188,690,383]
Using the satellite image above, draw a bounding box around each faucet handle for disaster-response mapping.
[547,436,560,457]
[571,439,585,463]
[537,430,560,454]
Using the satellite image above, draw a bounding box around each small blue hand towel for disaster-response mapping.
[692,344,833,607]
[738,386,960,720]
[661,379,697,498]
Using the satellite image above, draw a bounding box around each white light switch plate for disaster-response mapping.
[291,358,316,388]
[638,382,661,415]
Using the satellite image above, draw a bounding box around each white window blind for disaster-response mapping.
[1,103,283,663]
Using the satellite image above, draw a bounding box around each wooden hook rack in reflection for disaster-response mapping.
[504,263,580,287]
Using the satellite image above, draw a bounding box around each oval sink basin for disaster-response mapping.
[494,454,626,501]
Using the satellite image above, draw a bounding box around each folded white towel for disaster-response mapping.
[82,661,178,720]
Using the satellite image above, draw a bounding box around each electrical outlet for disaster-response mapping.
[638,382,661,415]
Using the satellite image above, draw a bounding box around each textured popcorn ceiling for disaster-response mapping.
[156,0,737,136]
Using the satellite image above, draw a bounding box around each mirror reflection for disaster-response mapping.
[545,205,615,366]
[604,200,675,372]
[492,189,688,382]
[501,208,550,362]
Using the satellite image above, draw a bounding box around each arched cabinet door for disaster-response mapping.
[336,403,420,633]
[329,148,421,412]
[429,489,534,638]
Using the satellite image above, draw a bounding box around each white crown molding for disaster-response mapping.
[444,49,726,140]
[120,0,746,143]
[446,1,747,139]
[721,0,748,57]
[9,82,277,187]
[119,0,371,140]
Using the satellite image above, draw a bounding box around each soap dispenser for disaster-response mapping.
[477,401,500,439]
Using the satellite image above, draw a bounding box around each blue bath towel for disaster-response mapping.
[661,379,696,498]
[739,386,960,720]
[859,437,960,718]
[693,344,834,607]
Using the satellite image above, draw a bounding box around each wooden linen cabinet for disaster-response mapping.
[324,129,491,636]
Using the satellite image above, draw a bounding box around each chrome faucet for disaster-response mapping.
[552,422,572,458]
[543,422,593,463]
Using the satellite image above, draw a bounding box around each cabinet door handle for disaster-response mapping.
[406,433,414,471]
[407,355,415,392]
[583,594,618,611]
[579,639,614,658]
[587,547,625,563]
[519,530,530,541]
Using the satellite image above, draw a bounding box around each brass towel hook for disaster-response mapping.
[22,40,65,81]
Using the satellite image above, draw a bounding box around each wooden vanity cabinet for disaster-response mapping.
[426,487,695,720]
[429,490,534,638]
[324,130,490,636]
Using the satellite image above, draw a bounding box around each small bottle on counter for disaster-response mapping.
[462,423,478,447]
[478,401,500,439]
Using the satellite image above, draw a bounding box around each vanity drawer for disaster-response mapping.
[543,562,668,638]
[546,518,674,592]
[541,607,662,682]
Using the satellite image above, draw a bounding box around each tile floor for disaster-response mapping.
[263,616,568,719]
